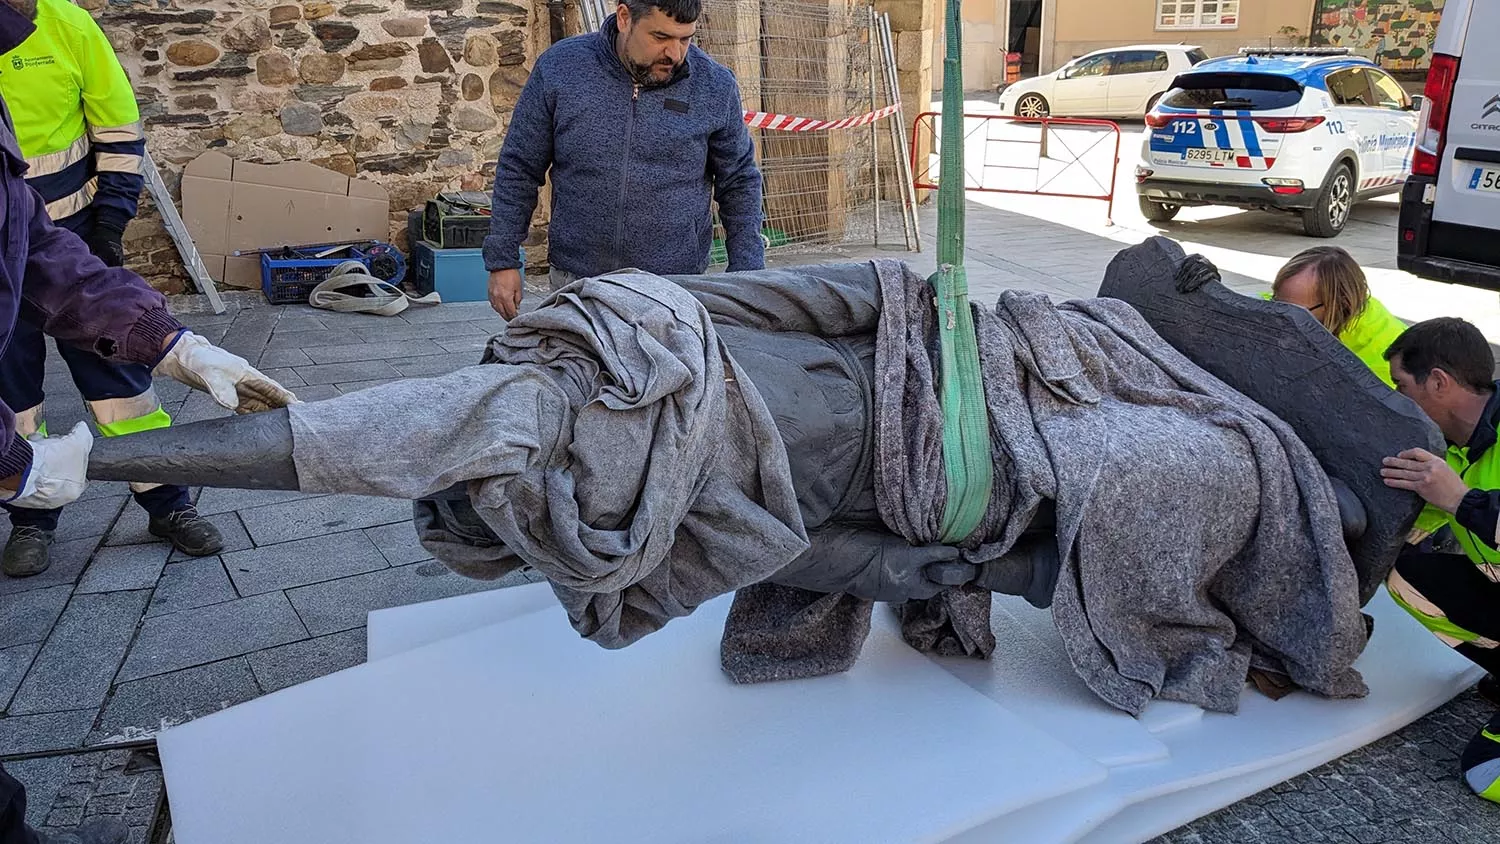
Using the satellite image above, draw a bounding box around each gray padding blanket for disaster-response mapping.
[285,260,1369,715]
[875,263,1368,714]
[288,271,810,648]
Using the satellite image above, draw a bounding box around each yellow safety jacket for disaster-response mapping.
[0,0,144,230]
[1336,295,1407,389]
[1397,386,1500,643]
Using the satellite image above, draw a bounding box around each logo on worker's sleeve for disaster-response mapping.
[9,54,56,70]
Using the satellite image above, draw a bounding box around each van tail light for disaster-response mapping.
[1252,116,1326,133]
[1414,53,1460,177]
[1144,112,1172,129]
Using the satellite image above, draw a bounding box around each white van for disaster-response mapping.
[1398,0,1500,288]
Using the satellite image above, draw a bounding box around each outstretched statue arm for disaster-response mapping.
[88,408,300,491]
[88,364,569,501]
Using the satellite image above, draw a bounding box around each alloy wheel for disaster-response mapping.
[1328,172,1352,228]
[1017,95,1047,118]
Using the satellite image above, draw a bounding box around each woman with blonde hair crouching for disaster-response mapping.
[1270,245,1407,388]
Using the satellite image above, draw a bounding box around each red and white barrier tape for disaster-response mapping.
[743,102,901,132]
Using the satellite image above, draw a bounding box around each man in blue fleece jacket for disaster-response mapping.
[482,0,765,318]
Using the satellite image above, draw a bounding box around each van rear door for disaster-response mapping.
[1431,0,1500,266]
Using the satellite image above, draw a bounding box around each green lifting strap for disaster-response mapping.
[932,0,992,543]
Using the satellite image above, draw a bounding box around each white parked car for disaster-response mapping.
[998,45,1210,119]
[1136,48,1419,237]
[1397,0,1500,289]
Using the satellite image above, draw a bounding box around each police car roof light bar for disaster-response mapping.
[1237,47,1353,57]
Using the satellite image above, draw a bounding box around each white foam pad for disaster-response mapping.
[352,585,1482,843]
[158,589,1106,844]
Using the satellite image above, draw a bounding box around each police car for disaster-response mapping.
[1135,48,1419,237]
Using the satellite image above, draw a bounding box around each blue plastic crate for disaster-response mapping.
[412,240,523,303]
[260,249,365,305]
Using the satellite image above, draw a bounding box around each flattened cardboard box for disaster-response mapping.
[181,152,390,290]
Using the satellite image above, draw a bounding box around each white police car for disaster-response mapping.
[1135,48,1419,237]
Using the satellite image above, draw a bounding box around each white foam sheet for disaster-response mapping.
[158,590,1106,844]
[365,583,557,661]
[932,597,1171,768]
[1073,591,1485,844]
[940,590,1485,843]
[358,586,1483,844]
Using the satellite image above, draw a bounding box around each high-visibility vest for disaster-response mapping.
[0,0,144,228]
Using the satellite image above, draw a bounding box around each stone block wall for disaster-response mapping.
[86,0,554,292]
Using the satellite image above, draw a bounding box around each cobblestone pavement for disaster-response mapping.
[0,196,1494,840]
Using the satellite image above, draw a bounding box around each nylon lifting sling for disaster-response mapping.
[933,0,992,543]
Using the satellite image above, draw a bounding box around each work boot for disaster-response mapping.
[148,506,223,557]
[1461,712,1500,803]
[1,525,54,577]
[33,817,129,844]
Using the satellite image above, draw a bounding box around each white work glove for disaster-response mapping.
[154,331,299,413]
[6,421,92,509]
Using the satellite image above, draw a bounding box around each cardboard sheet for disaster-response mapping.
[180,152,390,290]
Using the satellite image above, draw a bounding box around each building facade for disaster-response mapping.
[1046,0,1316,75]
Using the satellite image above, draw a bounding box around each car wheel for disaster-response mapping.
[1139,196,1180,222]
[1302,164,1353,237]
[1145,93,1163,116]
[1016,94,1049,118]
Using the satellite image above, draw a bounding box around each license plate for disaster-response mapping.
[1469,166,1500,192]
[1183,148,1238,163]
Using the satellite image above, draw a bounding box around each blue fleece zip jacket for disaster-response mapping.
[484,15,764,278]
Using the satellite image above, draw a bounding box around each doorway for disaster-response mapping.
[1007,0,1043,77]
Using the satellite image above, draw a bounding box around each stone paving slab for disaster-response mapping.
[334,377,404,393]
[34,749,165,844]
[0,710,95,755]
[389,352,484,377]
[247,629,367,693]
[302,338,447,364]
[194,487,322,517]
[75,545,170,595]
[222,530,388,596]
[291,360,402,386]
[95,659,261,739]
[117,592,308,683]
[146,556,237,619]
[253,346,313,369]
[0,586,72,650]
[349,319,501,343]
[8,591,152,716]
[0,643,39,711]
[52,496,127,544]
[8,755,73,830]
[235,494,410,547]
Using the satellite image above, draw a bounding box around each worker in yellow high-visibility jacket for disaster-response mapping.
[1267,246,1408,389]
[1379,317,1500,805]
[0,0,222,578]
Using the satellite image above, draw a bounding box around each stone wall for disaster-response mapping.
[88,0,555,292]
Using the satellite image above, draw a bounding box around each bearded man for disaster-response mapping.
[481,0,765,318]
